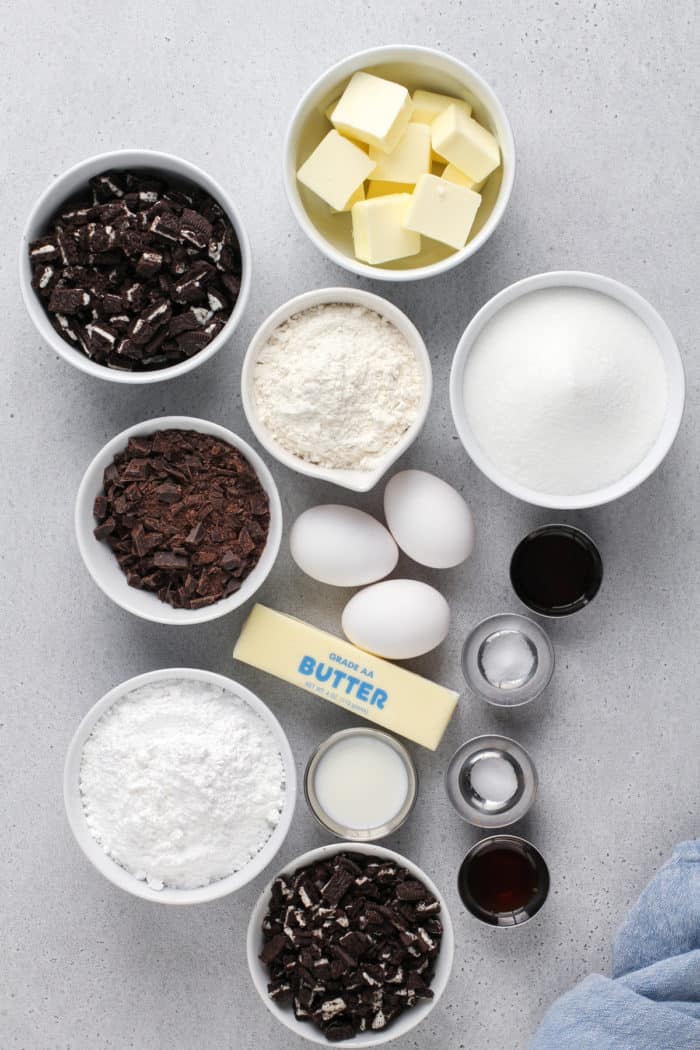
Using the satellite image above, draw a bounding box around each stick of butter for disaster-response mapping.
[233,605,459,751]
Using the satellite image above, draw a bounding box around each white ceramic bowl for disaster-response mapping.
[246,842,454,1046]
[241,287,432,492]
[64,667,296,904]
[284,45,515,281]
[75,415,282,624]
[19,148,251,384]
[449,271,686,509]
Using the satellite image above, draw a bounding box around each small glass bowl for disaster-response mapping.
[445,734,538,829]
[457,834,550,927]
[461,613,554,707]
[304,727,418,841]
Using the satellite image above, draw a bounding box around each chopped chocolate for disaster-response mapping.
[92,429,269,610]
[28,169,241,371]
[260,852,442,1041]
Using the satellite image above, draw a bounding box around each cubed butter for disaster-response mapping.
[352,194,421,264]
[297,130,376,212]
[332,182,365,213]
[403,173,481,250]
[441,162,475,188]
[367,180,414,198]
[368,123,431,184]
[233,605,459,750]
[431,105,500,182]
[411,89,472,124]
[332,71,413,153]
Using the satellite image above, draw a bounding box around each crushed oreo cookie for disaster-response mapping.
[260,852,443,1041]
[29,170,242,371]
[93,429,269,608]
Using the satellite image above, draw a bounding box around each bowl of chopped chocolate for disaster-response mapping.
[75,416,282,624]
[20,149,250,382]
[247,843,454,1046]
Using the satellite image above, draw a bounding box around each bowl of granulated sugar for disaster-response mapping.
[241,287,432,493]
[450,271,685,510]
[64,667,296,904]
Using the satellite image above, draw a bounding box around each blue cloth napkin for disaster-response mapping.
[531,840,700,1049]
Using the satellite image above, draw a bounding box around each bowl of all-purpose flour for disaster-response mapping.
[449,271,685,509]
[64,668,296,904]
[241,287,432,492]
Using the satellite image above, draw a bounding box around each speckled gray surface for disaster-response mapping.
[3,2,698,1048]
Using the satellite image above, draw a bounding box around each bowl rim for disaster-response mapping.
[19,147,252,384]
[283,44,515,282]
[63,667,297,905]
[240,286,433,492]
[246,840,455,1046]
[449,269,686,509]
[74,415,283,625]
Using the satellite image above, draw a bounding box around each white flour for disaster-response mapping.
[80,678,285,890]
[253,303,423,470]
[462,287,668,494]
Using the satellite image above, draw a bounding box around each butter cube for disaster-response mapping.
[367,180,414,198]
[368,123,431,184]
[431,105,500,182]
[332,182,365,213]
[441,163,475,189]
[403,173,481,250]
[411,89,472,124]
[352,194,421,265]
[332,71,413,153]
[297,130,376,211]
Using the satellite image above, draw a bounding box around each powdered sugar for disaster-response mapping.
[253,303,423,470]
[79,678,285,890]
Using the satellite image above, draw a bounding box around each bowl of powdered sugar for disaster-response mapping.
[241,287,432,492]
[450,271,685,509]
[64,668,296,904]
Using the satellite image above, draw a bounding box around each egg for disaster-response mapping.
[290,504,398,587]
[342,579,450,659]
[384,469,475,568]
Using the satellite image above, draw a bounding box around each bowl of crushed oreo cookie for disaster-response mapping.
[20,149,250,383]
[75,416,282,624]
[247,843,454,1046]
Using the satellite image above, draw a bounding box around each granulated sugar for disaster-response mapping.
[462,287,668,495]
[80,678,285,890]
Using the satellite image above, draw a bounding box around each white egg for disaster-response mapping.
[342,579,450,659]
[384,469,475,569]
[290,504,398,587]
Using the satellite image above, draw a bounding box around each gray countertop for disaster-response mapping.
[3,2,698,1048]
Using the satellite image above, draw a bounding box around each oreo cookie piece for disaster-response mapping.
[260,852,442,1041]
[28,168,242,371]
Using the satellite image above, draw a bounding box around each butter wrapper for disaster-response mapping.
[233,604,458,751]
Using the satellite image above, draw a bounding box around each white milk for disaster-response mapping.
[313,735,409,830]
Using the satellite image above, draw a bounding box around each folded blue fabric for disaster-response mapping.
[530,840,700,1049]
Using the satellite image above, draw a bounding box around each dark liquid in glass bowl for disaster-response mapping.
[510,525,603,616]
[458,836,549,926]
